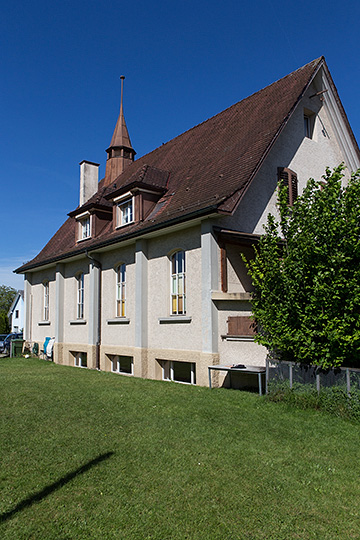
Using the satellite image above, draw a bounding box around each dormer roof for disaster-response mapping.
[105,164,170,200]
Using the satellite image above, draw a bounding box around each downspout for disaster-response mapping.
[86,250,102,370]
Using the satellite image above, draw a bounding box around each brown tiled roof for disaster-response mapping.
[18,57,354,273]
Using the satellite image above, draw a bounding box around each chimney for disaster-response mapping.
[79,160,99,206]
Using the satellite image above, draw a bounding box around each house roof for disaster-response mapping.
[16,56,359,273]
[8,290,24,316]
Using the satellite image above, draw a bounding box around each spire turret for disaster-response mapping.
[104,76,136,185]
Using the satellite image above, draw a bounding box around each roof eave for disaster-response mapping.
[15,204,222,274]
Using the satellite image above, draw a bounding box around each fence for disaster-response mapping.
[265,358,360,396]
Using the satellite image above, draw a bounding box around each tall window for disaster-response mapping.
[116,264,126,317]
[171,251,186,315]
[303,110,315,139]
[77,273,84,319]
[117,199,133,227]
[43,281,49,321]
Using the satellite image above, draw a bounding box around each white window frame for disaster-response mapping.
[74,352,87,368]
[170,250,186,315]
[162,360,196,385]
[116,264,126,317]
[77,273,84,319]
[43,281,49,321]
[76,212,92,241]
[114,193,134,228]
[111,355,133,375]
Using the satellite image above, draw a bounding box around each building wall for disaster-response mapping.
[26,269,56,345]
[26,224,220,385]
[101,244,136,347]
[216,299,267,368]
[220,80,348,235]
[147,225,202,352]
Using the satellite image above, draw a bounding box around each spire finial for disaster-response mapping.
[104,75,135,185]
[120,75,125,111]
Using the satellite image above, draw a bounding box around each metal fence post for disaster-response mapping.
[346,368,351,397]
[265,356,269,394]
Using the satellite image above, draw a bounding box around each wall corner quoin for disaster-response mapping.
[53,342,64,365]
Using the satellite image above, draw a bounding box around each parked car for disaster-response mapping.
[0,333,23,354]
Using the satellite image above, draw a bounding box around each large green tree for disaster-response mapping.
[245,165,360,369]
[0,285,17,334]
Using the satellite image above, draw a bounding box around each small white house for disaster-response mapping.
[8,290,24,333]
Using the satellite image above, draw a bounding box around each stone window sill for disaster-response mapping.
[158,316,192,324]
[38,321,51,326]
[70,320,87,325]
[107,318,130,325]
[221,335,255,341]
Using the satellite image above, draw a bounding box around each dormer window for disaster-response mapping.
[76,212,92,241]
[119,199,133,224]
[114,193,134,228]
[81,216,91,239]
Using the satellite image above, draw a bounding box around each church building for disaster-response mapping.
[16,57,360,387]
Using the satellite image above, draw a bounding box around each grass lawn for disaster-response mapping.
[1,358,359,539]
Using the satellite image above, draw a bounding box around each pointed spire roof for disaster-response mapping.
[108,76,133,151]
[104,76,136,185]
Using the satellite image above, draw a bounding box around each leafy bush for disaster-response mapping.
[245,165,360,369]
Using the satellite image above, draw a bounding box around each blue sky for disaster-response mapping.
[2,0,360,289]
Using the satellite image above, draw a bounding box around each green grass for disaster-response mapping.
[1,358,359,539]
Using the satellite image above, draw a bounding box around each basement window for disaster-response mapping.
[160,360,196,385]
[110,355,133,375]
[74,352,87,368]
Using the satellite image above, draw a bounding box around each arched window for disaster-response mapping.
[43,281,49,321]
[116,264,126,317]
[171,251,186,315]
[77,273,84,319]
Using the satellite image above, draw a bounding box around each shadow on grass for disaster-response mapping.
[0,451,114,523]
